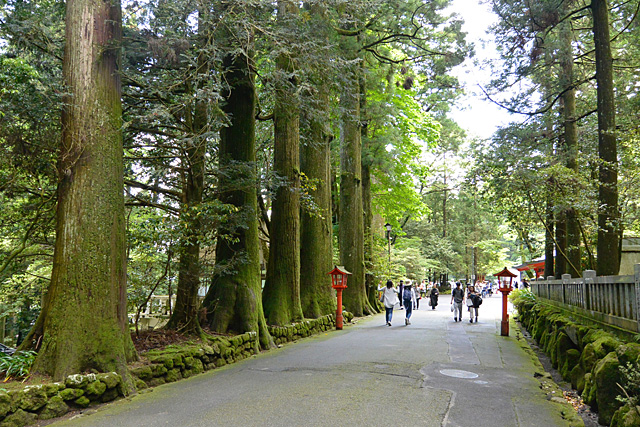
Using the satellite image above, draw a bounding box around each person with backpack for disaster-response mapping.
[402,282,414,325]
[451,282,464,322]
[466,284,482,323]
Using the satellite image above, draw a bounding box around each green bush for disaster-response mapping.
[617,361,640,407]
[508,288,536,306]
[0,350,37,380]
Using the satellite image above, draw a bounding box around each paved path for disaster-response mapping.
[53,295,580,427]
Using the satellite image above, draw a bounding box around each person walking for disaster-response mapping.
[451,282,464,322]
[466,284,481,323]
[398,280,404,309]
[402,282,414,325]
[379,280,399,326]
[429,284,439,310]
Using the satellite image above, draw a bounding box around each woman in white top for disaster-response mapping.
[379,280,399,326]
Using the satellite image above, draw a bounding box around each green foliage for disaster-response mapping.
[617,362,640,408]
[0,350,37,380]
[508,288,536,306]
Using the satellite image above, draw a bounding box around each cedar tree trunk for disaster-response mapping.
[24,0,136,384]
[592,0,620,275]
[203,33,273,350]
[262,1,304,326]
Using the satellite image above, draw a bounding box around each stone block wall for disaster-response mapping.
[515,301,640,427]
[0,372,122,427]
[0,315,338,426]
[267,315,336,345]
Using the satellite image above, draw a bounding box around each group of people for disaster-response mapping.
[450,282,482,323]
[378,280,440,326]
[379,280,483,326]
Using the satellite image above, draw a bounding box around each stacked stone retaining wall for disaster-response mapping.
[0,314,337,426]
[515,300,640,427]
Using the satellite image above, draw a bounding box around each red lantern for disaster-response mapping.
[328,266,351,329]
[494,267,517,336]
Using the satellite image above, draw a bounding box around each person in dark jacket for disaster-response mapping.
[429,284,439,310]
[398,280,404,309]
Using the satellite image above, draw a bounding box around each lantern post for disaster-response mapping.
[327,266,351,330]
[494,267,517,336]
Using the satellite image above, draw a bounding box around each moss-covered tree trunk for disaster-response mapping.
[360,71,377,314]
[203,22,273,350]
[300,89,335,318]
[559,9,581,277]
[22,0,136,384]
[166,13,209,334]
[262,1,304,326]
[592,0,620,275]
[338,35,367,317]
[165,108,206,335]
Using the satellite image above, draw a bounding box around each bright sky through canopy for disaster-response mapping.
[447,0,513,139]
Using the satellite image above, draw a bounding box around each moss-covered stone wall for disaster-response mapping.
[516,300,640,427]
[267,314,336,345]
[0,315,338,426]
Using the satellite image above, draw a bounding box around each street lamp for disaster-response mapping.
[327,266,352,330]
[494,267,517,336]
[384,223,392,275]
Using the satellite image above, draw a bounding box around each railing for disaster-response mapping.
[531,264,640,333]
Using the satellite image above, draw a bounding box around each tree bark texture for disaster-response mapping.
[592,0,620,275]
[203,37,273,350]
[166,13,208,334]
[262,1,304,326]
[560,2,581,277]
[300,101,335,318]
[338,36,366,316]
[26,0,136,384]
[360,70,377,314]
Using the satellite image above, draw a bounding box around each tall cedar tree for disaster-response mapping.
[165,5,209,335]
[592,0,620,275]
[203,15,273,349]
[559,2,581,277]
[262,1,304,325]
[338,33,369,316]
[21,0,137,383]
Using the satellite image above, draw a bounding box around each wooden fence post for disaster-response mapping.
[561,274,570,304]
[584,270,596,311]
[635,264,640,327]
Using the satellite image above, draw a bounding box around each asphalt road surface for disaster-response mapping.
[53,294,579,427]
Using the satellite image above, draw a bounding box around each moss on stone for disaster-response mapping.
[594,351,623,426]
[17,386,47,412]
[570,364,585,392]
[0,391,11,418]
[0,409,37,427]
[73,396,90,408]
[58,388,84,401]
[131,365,153,380]
[134,379,148,391]
[96,372,121,389]
[560,349,581,381]
[616,343,640,366]
[100,388,119,403]
[85,380,106,399]
[165,369,182,383]
[38,395,69,420]
[611,404,640,427]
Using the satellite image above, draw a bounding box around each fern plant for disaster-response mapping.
[0,350,37,381]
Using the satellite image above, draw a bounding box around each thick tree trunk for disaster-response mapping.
[24,0,136,384]
[338,36,367,316]
[262,1,304,326]
[592,0,620,275]
[560,3,581,277]
[203,34,273,350]
[360,71,377,314]
[300,98,335,318]
[166,22,208,334]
